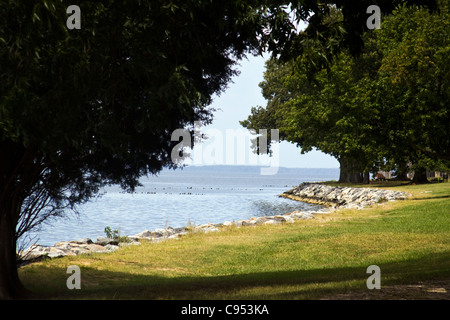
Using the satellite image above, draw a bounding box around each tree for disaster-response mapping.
[261,0,438,67]
[241,10,383,183]
[0,0,271,299]
[242,2,448,184]
[243,53,381,183]
[374,3,450,182]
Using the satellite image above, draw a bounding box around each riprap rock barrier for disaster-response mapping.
[280,182,410,209]
[19,183,410,264]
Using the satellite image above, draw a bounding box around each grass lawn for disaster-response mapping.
[19,181,450,300]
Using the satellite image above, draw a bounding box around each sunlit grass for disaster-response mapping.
[19,182,450,299]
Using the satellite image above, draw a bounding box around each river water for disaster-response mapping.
[25,165,339,247]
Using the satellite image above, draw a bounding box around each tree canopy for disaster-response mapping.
[241,2,449,183]
[376,4,450,165]
[0,0,265,299]
[0,0,445,299]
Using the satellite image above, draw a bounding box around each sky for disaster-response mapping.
[186,53,339,169]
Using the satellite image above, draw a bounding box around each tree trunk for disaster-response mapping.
[338,158,364,184]
[394,163,410,181]
[394,172,409,181]
[362,171,370,184]
[412,166,428,184]
[0,141,34,299]
[0,208,32,299]
[0,141,46,299]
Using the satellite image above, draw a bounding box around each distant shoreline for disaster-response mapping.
[160,164,340,172]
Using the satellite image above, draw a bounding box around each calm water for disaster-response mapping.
[26,166,339,246]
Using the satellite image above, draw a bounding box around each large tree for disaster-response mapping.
[241,1,448,183]
[241,9,383,183]
[0,0,270,299]
[374,3,450,182]
[241,52,381,183]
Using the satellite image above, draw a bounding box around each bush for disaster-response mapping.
[104,226,130,243]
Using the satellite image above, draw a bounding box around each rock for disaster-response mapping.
[71,247,89,255]
[282,182,410,210]
[86,243,109,252]
[57,243,73,251]
[18,245,48,262]
[54,241,69,247]
[241,220,256,226]
[290,211,304,219]
[130,226,189,241]
[264,219,281,225]
[283,187,296,195]
[195,224,220,233]
[133,230,154,238]
[152,228,169,238]
[173,227,188,234]
[119,241,141,247]
[273,215,287,222]
[104,244,119,252]
[96,237,119,246]
[72,238,93,245]
[234,220,245,227]
[283,216,296,224]
[253,217,268,225]
[47,251,66,259]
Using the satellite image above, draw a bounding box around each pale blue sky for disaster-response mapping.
[195,53,339,169]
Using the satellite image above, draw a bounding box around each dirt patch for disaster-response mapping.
[322,279,450,300]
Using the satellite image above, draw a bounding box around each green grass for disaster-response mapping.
[19,182,450,299]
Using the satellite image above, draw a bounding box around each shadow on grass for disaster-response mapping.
[411,195,450,201]
[24,251,450,300]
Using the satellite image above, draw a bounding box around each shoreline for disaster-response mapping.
[18,182,410,265]
[280,182,410,209]
[279,194,336,208]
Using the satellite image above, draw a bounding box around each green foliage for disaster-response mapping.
[242,41,382,180]
[242,3,449,181]
[0,1,270,298]
[104,226,118,240]
[104,226,129,243]
[375,3,450,166]
[0,0,267,235]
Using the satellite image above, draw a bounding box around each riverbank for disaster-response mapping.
[19,181,449,299]
[26,166,339,247]
[18,182,410,265]
[280,182,410,209]
[18,208,330,265]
